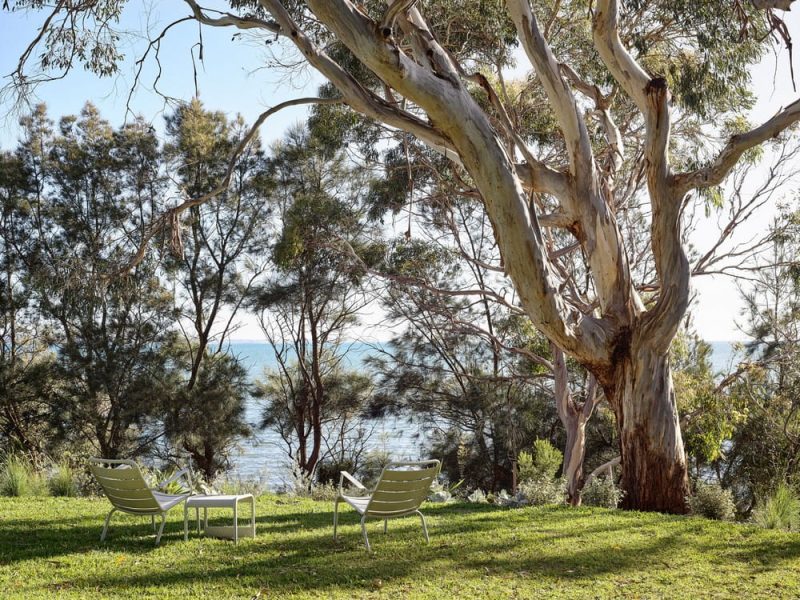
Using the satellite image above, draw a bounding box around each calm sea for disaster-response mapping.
[227,342,428,488]
[226,340,741,488]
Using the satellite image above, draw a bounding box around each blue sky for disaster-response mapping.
[0,3,320,146]
[1,4,799,342]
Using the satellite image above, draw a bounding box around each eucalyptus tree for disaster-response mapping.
[8,0,800,511]
[366,168,609,500]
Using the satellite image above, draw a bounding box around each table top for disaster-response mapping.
[185,494,254,507]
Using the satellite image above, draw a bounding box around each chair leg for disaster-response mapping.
[151,515,156,531]
[384,519,388,534]
[155,513,166,546]
[360,515,371,552]
[184,504,189,541]
[416,510,430,543]
[100,508,116,541]
[333,498,339,540]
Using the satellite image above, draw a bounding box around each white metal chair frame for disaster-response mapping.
[89,457,192,545]
[333,459,441,551]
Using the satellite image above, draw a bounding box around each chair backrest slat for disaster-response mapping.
[89,458,160,513]
[367,460,440,518]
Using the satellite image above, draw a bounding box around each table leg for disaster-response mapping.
[250,496,256,538]
[234,500,239,545]
[184,504,189,541]
[203,507,208,531]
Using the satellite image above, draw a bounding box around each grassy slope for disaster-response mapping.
[1,496,800,599]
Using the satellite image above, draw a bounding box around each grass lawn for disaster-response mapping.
[1,496,800,598]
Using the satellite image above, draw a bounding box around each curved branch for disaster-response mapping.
[506,0,594,185]
[675,98,800,194]
[584,456,621,485]
[183,0,280,33]
[112,96,341,275]
[184,0,462,163]
[592,0,651,115]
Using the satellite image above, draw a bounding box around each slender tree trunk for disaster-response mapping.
[553,345,599,506]
[607,338,690,513]
[563,418,588,506]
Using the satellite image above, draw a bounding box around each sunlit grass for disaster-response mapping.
[1,495,800,598]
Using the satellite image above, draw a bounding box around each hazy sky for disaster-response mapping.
[2,4,799,342]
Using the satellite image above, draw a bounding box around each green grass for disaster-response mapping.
[2,496,800,599]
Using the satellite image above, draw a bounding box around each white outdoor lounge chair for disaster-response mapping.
[333,459,441,551]
[89,458,192,545]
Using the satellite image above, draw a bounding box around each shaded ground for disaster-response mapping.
[1,496,799,598]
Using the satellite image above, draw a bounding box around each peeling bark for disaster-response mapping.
[553,345,601,506]
[604,338,690,513]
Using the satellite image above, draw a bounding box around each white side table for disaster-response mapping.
[183,494,256,544]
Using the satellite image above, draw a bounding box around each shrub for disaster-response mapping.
[0,455,44,496]
[518,475,566,506]
[316,459,355,486]
[518,439,562,483]
[428,480,452,503]
[467,489,488,503]
[582,476,624,508]
[753,483,800,530]
[310,480,339,501]
[687,482,736,521]
[48,462,78,497]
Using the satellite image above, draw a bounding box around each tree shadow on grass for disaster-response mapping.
[12,505,747,597]
[695,525,800,569]
[57,525,695,597]
[7,501,800,598]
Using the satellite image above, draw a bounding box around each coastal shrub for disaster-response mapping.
[518,475,566,506]
[217,475,266,497]
[518,439,562,483]
[582,476,624,508]
[753,483,800,530]
[316,459,355,486]
[0,455,44,496]
[687,482,735,521]
[48,462,78,497]
[310,480,339,501]
[467,489,488,503]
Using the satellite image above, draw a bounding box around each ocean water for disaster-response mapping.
[226,340,740,488]
[227,342,429,488]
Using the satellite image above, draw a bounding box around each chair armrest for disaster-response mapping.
[339,471,366,494]
[157,467,192,492]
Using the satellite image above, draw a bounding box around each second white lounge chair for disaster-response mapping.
[334,459,441,551]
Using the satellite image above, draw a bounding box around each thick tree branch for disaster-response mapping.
[184,0,464,165]
[674,99,800,194]
[592,0,652,115]
[506,0,594,186]
[287,0,612,363]
[560,63,624,179]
